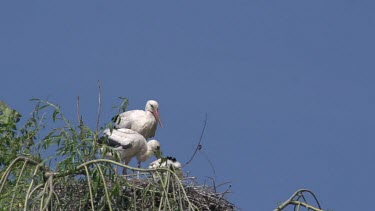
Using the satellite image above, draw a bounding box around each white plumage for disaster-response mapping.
[149,156,182,169]
[100,128,160,174]
[112,100,162,139]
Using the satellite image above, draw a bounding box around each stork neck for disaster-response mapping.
[145,144,155,159]
[138,144,155,162]
[146,110,156,119]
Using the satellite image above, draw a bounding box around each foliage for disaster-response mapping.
[0,101,24,167]
[0,99,234,210]
[0,98,325,210]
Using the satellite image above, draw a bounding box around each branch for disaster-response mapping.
[290,201,323,211]
[182,113,207,167]
[76,96,81,124]
[96,80,102,132]
[201,150,216,178]
[274,189,324,211]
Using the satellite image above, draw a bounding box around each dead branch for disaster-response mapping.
[182,113,207,167]
[274,189,323,211]
[96,80,101,133]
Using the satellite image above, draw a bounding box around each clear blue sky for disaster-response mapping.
[1,1,374,210]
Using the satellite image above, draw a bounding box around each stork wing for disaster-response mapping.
[113,110,146,129]
[99,136,133,149]
[100,128,135,149]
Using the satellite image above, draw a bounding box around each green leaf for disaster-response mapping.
[38,105,49,110]
[118,97,128,112]
[52,109,59,122]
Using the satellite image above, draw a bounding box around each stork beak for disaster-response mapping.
[153,109,163,128]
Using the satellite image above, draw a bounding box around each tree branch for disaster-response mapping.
[76,96,81,124]
[96,80,102,133]
[274,189,323,211]
[182,113,207,167]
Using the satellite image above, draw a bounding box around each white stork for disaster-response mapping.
[149,156,182,169]
[149,156,183,180]
[99,128,161,174]
[112,100,163,139]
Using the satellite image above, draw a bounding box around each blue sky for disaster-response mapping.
[1,1,375,210]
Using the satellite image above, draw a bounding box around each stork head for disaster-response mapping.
[146,100,163,128]
[147,139,161,154]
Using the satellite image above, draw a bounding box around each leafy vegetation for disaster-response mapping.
[0,98,326,210]
[0,99,234,210]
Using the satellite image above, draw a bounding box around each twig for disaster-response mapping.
[96,80,101,133]
[41,175,54,211]
[9,160,28,209]
[294,193,307,211]
[95,164,113,211]
[305,189,322,209]
[24,163,45,211]
[83,165,94,211]
[76,96,81,124]
[218,184,232,200]
[274,189,324,211]
[206,177,216,192]
[201,150,216,178]
[216,181,231,189]
[290,201,323,211]
[182,113,207,167]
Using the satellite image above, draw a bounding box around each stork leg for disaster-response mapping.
[136,162,142,179]
[122,167,128,175]
[122,161,129,175]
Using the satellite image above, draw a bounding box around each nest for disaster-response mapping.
[183,177,235,211]
[53,172,235,211]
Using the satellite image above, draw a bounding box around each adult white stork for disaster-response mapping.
[112,100,163,140]
[99,128,161,174]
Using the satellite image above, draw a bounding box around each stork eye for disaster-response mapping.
[150,104,154,108]
[156,146,160,150]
